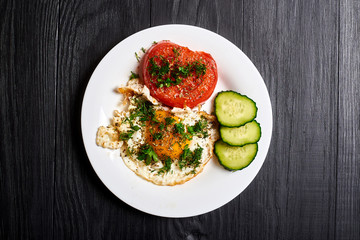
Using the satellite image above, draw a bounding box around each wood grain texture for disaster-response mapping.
[241,1,339,239]
[0,1,58,239]
[337,1,360,239]
[53,1,151,239]
[151,0,243,47]
[1,0,360,239]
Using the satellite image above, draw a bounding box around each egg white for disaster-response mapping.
[96,79,219,186]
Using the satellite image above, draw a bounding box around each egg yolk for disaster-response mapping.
[145,110,190,160]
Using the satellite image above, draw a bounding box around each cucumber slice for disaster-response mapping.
[215,91,257,127]
[220,120,261,146]
[214,140,258,170]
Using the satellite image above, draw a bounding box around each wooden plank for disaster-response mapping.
[53,1,150,239]
[150,0,243,44]
[0,1,58,239]
[336,1,360,239]
[240,0,339,239]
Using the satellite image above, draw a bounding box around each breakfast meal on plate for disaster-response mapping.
[96,41,261,185]
[214,91,261,170]
[96,41,219,185]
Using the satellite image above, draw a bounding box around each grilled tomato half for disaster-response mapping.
[140,41,218,108]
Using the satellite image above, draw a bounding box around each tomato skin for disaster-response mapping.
[140,41,218,108]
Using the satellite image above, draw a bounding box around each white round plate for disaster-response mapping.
[81,24,272,218]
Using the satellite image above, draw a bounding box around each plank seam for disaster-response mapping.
[241,0,244,50]
[334,0,341,239]
[52,0,60,239]
[149,0,152,26]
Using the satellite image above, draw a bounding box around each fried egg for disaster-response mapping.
[96,79,219,186]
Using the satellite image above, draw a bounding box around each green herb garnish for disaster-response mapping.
[118,123,141,141]
[173,47,180,57]
[129,98,155,122]
[174,122,192,140]
[137,144,159,165]
[174,122,185,135]
[147,50,208,89]
[153,132,163,140]
[131,125,141,131]
[165,117,176,126]
[178,145,203,170]
[135,52,140,62]
[193,61,207,76]
[159,123,165,130]
[187,118,208,138]
[158,157,172,175]
[126,147,134,156]
[119,130,136,140]
[129,71,139,80]
[149,57,169,78]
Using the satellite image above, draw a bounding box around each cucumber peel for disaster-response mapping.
[214,140,258,170]
[220,120,261,146]
[215,91,257,127]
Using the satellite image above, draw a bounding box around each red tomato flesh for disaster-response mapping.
[140,41,218,108]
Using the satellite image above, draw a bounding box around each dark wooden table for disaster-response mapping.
[1,0,359,239]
